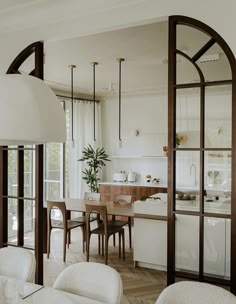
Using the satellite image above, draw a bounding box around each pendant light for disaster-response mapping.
[117,58,125,147]
[68,64,76,144]
[91,62,98,142]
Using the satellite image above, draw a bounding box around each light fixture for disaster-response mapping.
[117,58,125,147]
[91,62,98,141]
[0,74,66,145]
[69,64,76,143]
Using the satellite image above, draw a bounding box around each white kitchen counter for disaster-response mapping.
[99,181,167,188]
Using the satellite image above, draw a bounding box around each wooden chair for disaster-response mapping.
[112,195,132,249]
[86,204,125,265]
[47,201,85,262]
[73,192,101,252]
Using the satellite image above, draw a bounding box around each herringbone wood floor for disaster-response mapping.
[44,226,166,303]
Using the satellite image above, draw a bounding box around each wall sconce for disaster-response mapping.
[131,129,140,136]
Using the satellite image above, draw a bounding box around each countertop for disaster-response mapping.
[99,181,167,188]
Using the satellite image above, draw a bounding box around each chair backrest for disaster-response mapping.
[84,192,101,201]
[0,247,36,282]
[86,204,108,235]
[53,262,123,304]
[47,201,67,230]
[155,281,236,304]
[113,195,132,204]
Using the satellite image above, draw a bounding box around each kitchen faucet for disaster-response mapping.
[190,163,197,186]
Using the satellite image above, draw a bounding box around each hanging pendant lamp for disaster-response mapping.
[117,58,125,147]
[91,62,98,142]
[68,64,76,144]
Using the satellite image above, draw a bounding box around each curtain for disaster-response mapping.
[68,100,102,198]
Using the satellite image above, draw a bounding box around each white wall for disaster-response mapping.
[101,88,232,188]
[101,94,168,184]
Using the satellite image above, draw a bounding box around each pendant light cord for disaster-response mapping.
[91,62,98,142]
[117,58,125,142]
[68,65,76,142]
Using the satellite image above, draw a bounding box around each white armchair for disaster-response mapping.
[0,247,35,282]
[156,281,236,304]
[53,262,123,304]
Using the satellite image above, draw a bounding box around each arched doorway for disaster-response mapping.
[168,15,236,293]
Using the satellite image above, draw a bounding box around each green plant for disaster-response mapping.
[78,144,110,192]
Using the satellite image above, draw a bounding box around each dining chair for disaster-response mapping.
[47,201,85,262]
[73,192,101,252]
[0,247,35,282]
[53,262,123,304]
[86,204,125,265]
[155,281,236,304]
[112,195,132,249]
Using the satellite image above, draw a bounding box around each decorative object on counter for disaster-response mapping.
[113,171,127,182]
[145,175,152,182]
[128,172,136,182]
[163,146,168,156]
[78,145,110,192]
[152,178,160,184]
[176,133,187,147]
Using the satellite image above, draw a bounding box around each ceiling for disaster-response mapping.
[0,1,231,99]
[35,21,229,99]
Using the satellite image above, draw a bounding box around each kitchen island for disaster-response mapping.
[133,195,230,279]
[98,182,167,202]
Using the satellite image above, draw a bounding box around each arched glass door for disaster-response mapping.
[168,15,236,293]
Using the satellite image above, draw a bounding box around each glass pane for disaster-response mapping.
[176,215,199,273]
[204,217,230,278]
[176,151,200,211]
[24,200,35,249]
[177,25,210,59]
[196,43,232,82]
[24,150,35,198]
[45,143,63,200]
[8,198,17,245]
[176,54,200,84]
[204,151,231,214]
[8,150,17,196]
[205,85,232,148]
[176,88,200,148]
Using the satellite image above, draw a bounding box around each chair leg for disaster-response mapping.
[63,229,67,262]
[86,234,91,262]
[47,228,51,259]
[98,235,101,255]
[105,236,109,265]
[112,215,116,247]
[128,217,132,249]
[102,235,104,256]
[122,229,125,261]
[118,232,121,259]
[67,231,70,249]
[81,226,86,253]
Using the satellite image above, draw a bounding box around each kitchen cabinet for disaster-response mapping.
[133,200,167,271]
[98,182,167,202]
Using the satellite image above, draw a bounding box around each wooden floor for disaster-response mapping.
[44,226,166,303]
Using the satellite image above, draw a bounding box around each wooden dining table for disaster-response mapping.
[64,198,134,217]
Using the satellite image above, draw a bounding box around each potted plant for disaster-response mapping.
[78,144,110,192]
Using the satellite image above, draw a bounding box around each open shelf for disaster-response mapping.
[111,155,167,159]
